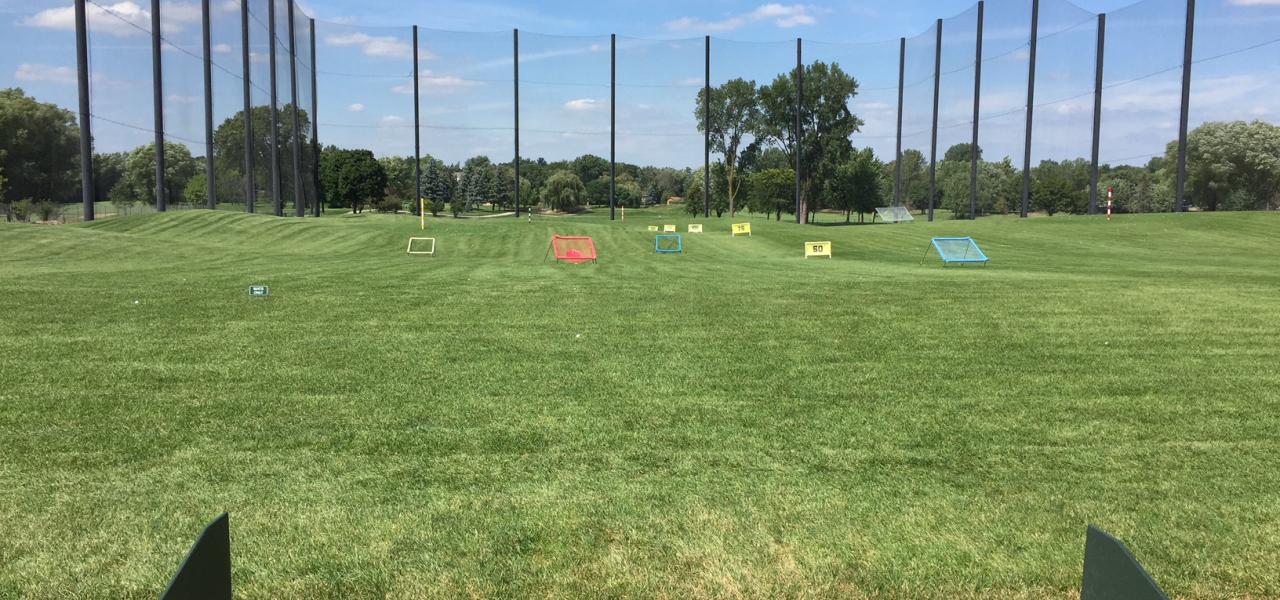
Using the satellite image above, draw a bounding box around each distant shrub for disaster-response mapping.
[374,197,403,213]
[430,199,445,217]
[35,200,58,222]
[12,199,33,222]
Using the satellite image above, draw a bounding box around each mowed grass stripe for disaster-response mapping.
[0,208,1278,599]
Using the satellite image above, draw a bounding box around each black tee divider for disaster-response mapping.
[159,513,232,600]
[1081,525,1169,600]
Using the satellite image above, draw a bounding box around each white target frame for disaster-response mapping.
[407,237,436,256]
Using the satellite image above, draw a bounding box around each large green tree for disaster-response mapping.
[754,62,861,223]
[379,156,416,202]
[826,148,885,223]
[541,170,586,212]
[460,156,496,212]
[697,78,759,216]
[422,157,453,207]
[571,154,609,195]
[938,156,1018,219]
[683,164,730,218]
[108,142,199,207]
[92,152,128,205]
[210,103,310,203]
[318,146,385,213]
[1100,165,1171,214]
[0,88,80,204]
[747,168,795,221]
[944,143,980,163]
[614,173,643,209]
[885,148,930,212]
[1168,120,1280,211]
[1031,159,1090,216]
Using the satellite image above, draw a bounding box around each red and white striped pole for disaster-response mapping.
[1106,187,1114,221]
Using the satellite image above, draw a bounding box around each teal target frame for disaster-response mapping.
[655,234,683,254]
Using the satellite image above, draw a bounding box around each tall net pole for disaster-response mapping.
[288,0,303,217]
[202,0,216,210]
[267,0,281,216]
[74,0,95,221]
[309,18,319,217]
[969,1,984,221]
[610,33,616,221]
[513,29,521,218]
[928,19,942,223]
[894,37,905,208]
[1020,0,1040,219]
[241,0,255,213]
[151,0,167,212]
[413,26,421,217]
[704,36,711,219]
[1175,0,1196,212]
[795,37,803,224]
[1089,14,1106,215]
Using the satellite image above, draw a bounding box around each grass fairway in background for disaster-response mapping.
[1,208,1278,599]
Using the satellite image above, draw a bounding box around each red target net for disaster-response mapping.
[550,236,598,264]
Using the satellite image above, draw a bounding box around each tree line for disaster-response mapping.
[317,148,700,216]
[5,84,1280,222]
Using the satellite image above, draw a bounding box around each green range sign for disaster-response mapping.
[249,285,270,297]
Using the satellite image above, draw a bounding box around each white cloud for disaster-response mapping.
[666,3,817,33]
[1230,0,1280,5]
[15,63,76,85]
[213,43,232,54]
[470,44,604,72]
[165,94,199,104]
[380,115,405,127]
[23,2,144,37]
[325,32,412,60]
[424,72,478,91]
[21,1,201,38]
[565,98,602,111]
[1052,100,1090,116]
[396,71,482,95]
[853,101,892,112]
[347,103,366,112]
[158,3,201,35]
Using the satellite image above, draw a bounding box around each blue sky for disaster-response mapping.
[299,0,1136,41]
[2,0,1278,171]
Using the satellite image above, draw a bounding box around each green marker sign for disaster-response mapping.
[249,285,270,297]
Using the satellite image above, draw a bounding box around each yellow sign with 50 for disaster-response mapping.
[805,241,832,259]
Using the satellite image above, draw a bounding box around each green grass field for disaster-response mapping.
[1,207,1277,599]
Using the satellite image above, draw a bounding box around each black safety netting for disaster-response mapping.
[417,29,513,215]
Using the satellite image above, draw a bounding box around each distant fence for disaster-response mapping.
[3,0,1278,224]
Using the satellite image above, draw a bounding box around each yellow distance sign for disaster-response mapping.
[731,223,752,237]
[688,224,704,233]
[805,241,833,259]
[647,225,660,232]
[663,224,677,233]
